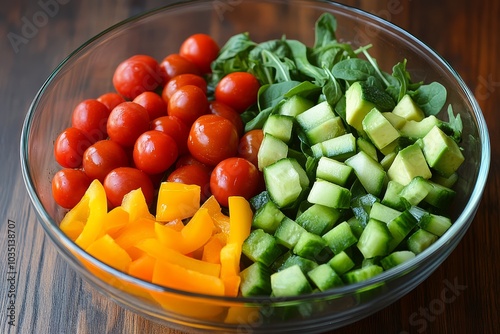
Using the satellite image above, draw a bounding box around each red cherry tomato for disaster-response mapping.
[161,73,207,103]
[160,53,201,82]
[52,168,92,209]
[97,92,125,112]
[82,139,129,183]
[133,91,168,121]
[188,114,239,167]
[71,99,109,142]
[103,167,154,208]
[112,54,164,100]
[175,154,211,170]
[210,157,260,207]
[54,127,93,168]
[107,102,150,147]
[167,164,212,201]
[237,129,264,168]
[151,115,190,156]
[179,33,220,74]
[167,85,208,126]
[209,101,244,137]
[133,130,178,175]
[215,72,260,113]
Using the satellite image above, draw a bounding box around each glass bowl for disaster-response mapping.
[20,0,490,332]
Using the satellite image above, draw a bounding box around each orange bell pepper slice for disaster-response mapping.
[156,182,200,222]
[200,195,231,235]
[128,254,156,282]
[121,187,154,222]
[114,217,156,252]
[86,234,132,272]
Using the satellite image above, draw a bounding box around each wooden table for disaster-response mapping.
[1,1,498,333]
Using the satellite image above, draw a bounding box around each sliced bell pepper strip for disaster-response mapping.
[156,182,200,222]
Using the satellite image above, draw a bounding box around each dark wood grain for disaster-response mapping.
[0,1,498,333]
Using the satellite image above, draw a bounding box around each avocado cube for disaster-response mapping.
[422,126,464,177]
[387,143,432,186]
[362,108,401,151]
[392,94,425,121]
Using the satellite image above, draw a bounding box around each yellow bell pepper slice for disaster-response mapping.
[59,194,89,241]
[155,208,214,254]
[114,217,156,252]
[101,206,129,238]
[227,196,253,245]
[121,188,154,222]
[135,238,221,277]
[86,234,132,272]
[202,232,227,264]
[200,195,230,235]
[74,180,108,249]
[128,254,156,282]
[156,182,200,222]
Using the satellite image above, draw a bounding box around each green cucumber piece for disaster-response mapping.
[279,95,315,117]
[307,179,351,209]
[274,217,307,249]
[322,221,358,254]
[407,228,438,254]
[239,262,273,297]
[252,200,286,233]
[369,202,402,224]
[242,229,283,267]
[345,150,387,197]
[263,158,309,208]
[419,213,452,237]
[316,156,354,187]
[278,254,318,273]
[328,251,355,275]
[311,133,357,161]
[271,265,313,297]
[380,250,416,270]
[257,133,288,170]
[362,108,401,151]
[387,209,419,251]
[293,231,328,260]
[399,176,433,206]
[357,219,392,258]
[295,203,342,235]
[262,114,294,143]
[342,265,384,284]
[307,264,344,291]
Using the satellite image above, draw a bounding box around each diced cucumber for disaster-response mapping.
[328,251,355,275]
[346,216,364,239]
[380,250,416,270]
[271,264,313,297]
[295,203,342,235]
[357,137,378,161]
[387,209,418,251]
[357,219,392,258]
[307,264,344,291]
[369,202,402,224]
[316,157,354,187]
[345,150,387,197]
[239,262,273,297]
[274,217,306,249]
[278,254,318,273]
[431,172,459,188]
[342,265,384,284]
[242,229,283,267]
[258,133,288,170]
[399,176,433,206]
[362,108,401,151]
[391,94,425,121]
[419,213,452,237]
[252,200,286,233]
[381,180,406,211]
[262,114,294,143]
[423,179,456,209]
[380,151,397,171]
[296,101,335,132]
[311,133,357,160]
[279,95,315,117]
[307,179,351,209]
[293,231,328,260]
[387,143,432,186]
[305,117,347,145]
[249,190,270,211]
[407,228,438,254]
[322,221,358,254]
[422,125,465,177]
[264,158,309,208]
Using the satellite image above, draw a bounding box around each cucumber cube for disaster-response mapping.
[274,217,306,249]
[380,250,416,270]
[369,202,402,224]
[345,150,387,197]
[311,133,357,160]
[356,137,378,161]
[328,251,355,275]
[419,213,452,237]
[258,133,288,171]
[387,210,418,251]
[305,116,346,145]
[263,114,294,143]
[357,219,392,258]
[279,254,318,273]
[293,231,327,260]
[279,95,314,117]
[316,157,354,187]
[296,203,342,235]
[242,229,282,267]
[252,200,285,233]
[399,176,433,206]
[381,180,406,211]
[342,265,384,284]
[322,221,358,254]
[240,262,273,297]
[264,158,308,208]
[307,179,351,209]
[407,228,438,254]
[307,264,344,291]
[271,265,313,297]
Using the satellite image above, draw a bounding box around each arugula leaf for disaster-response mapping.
[284,81,321,99]
[261,49,294,83]
[331,58,379,82]
[314,12,337,49]
[410,81,447,116]
[286,40,328,85]
[258,81,301,110]
[446,105,463,143]
[323,68,344,107]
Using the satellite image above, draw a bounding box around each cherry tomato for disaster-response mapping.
[54,127,93,168]
[187,114,239,166]
[133,130,178,175]
[112,54,164,100]
[238,129,264,168]
[215,72,260,113]
[167,85,208,126]
[167,164,212,201]
[179,33,220,74]
[52,168,92,209]
[97,92,125,112]
[151,115,190,156]
[71,99,109,142]
[175,154,211,170]
[103,167,154,208]
[82,139,129,183]
[210,157,260,207]
[209,100,244,137]
[133,91,168,121]
[161,73,207,103]
[107,102,150,147]
[160,53,201,81]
